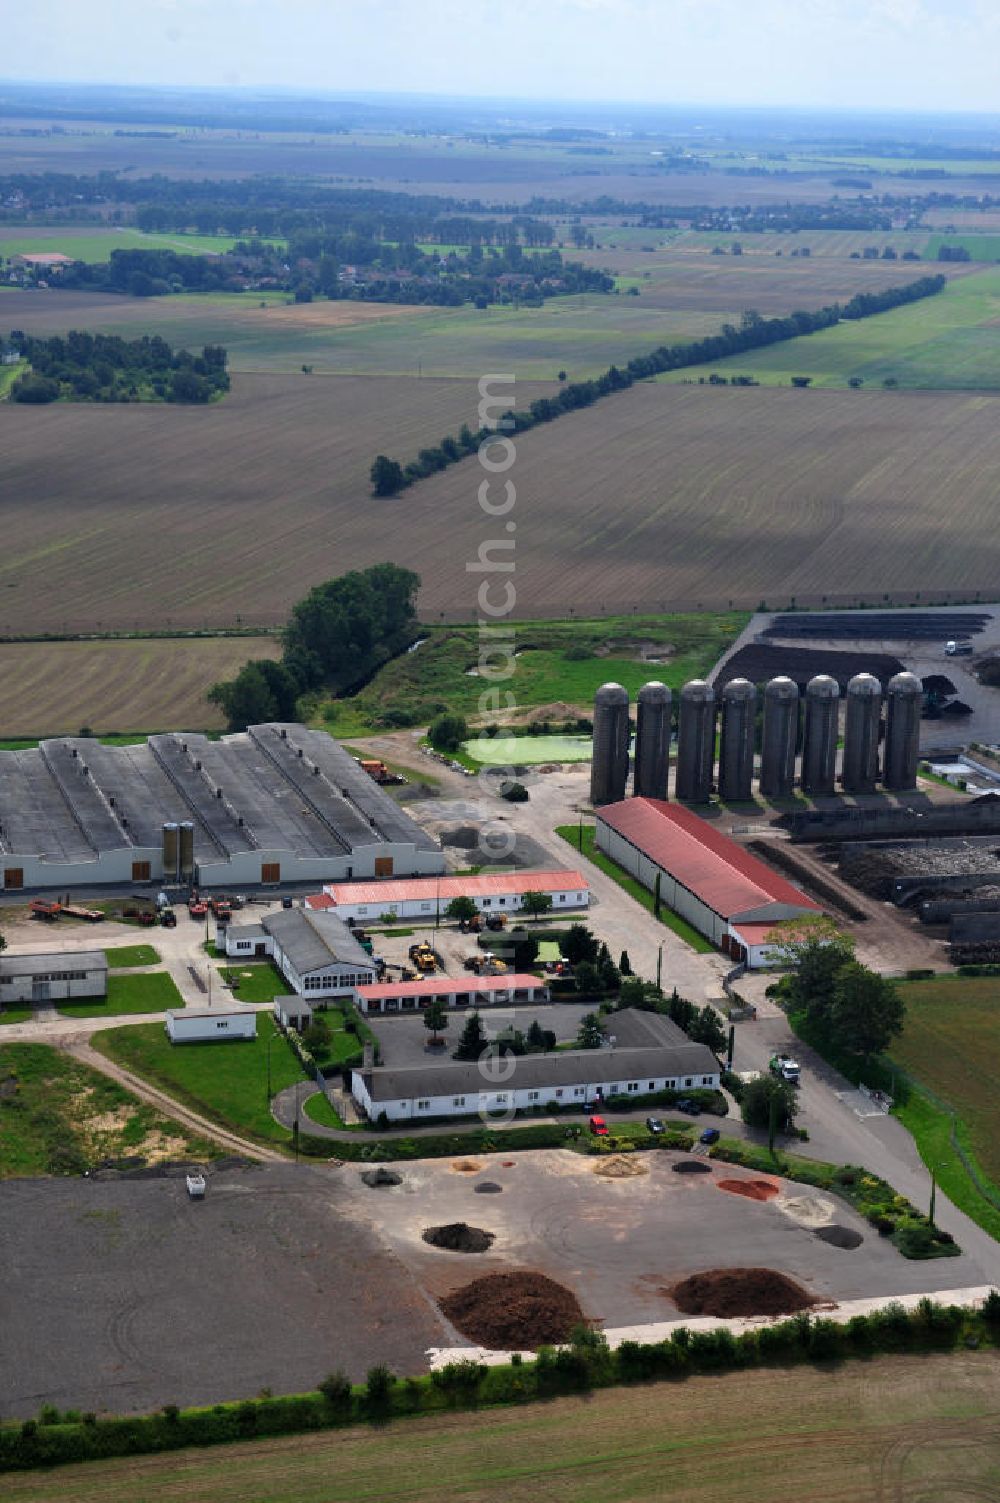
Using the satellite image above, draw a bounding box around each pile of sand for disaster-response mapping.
[670,1268,817,1318]
[440,1271,584,1350]
[593,1154,648,1179]
[423,1222,495,1254]
[452,1159,483,1174]
[776,1192,835,1228]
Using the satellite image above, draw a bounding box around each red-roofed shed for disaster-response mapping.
[595,798,820,964]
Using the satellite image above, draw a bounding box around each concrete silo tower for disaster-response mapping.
[718,678,757,803]
[842,672,882,794]
[633,681,672,799]
[759,677,800,799]
[675,680,716,803]
[884,671,923,790]
[590,682,630,806]
[801,675,839,797]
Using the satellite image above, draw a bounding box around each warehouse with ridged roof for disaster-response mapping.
[0,724,443,894]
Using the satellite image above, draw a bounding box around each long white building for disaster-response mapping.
[306,868,589,924]
[351,1008,720,1122]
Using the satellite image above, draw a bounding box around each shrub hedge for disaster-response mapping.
[3,1296,993,1473]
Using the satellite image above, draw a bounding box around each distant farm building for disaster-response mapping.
[11,252,74,268]
[306,869,590,924]
[0,724,443,894]
[595,798,821,966]
[0,949,107,1006]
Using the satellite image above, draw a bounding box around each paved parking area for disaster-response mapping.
[0,1164,445,1420]
[339,1149,991,1332]
[369,1001,597,1068]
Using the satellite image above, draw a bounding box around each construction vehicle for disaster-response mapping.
[188,894,208,918]
[769,1053,801,1085]
[484,914,507,931]
[359,759,406,786]
[408,941,437,974]
[160,908,177,928]
[352,927,375,955]
[208,896,232,921]
[945,639,973,657]
[462,913,483,934]
[29,899,62,921]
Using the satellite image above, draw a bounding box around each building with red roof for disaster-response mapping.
[306,868,588,924]
[595,798,821,967]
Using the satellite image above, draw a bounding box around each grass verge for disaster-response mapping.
[104,944,161,969]
[219,963,287,1003]
[58,972,184,1018]
[555,823,716,953]
[91,1016,304,1148]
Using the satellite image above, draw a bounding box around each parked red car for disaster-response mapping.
[588,1115,609,1137]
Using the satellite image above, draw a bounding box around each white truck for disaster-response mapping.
[769,1053,801,1086]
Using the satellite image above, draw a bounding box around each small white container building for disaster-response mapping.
[166,1008,257,1043]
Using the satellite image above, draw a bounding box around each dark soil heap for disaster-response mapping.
[440,1271,584,1349]
[360,1168,402,1188]
[474,1181,503,1194]
[814,1224,864,1250]
[423,1223,495,1254]
[671,1268,817,1318]
[672,1161,712,1175]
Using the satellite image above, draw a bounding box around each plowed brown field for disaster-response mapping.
[4,377,1000,634]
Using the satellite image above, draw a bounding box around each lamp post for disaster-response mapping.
[266,1031,273,1104]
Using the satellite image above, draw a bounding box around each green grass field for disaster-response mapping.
[58,971,184,1018]
[0,1006,32,1025]
[657,266,1000,389]
[91,1015,304,1146]
[4,1355,998,1502]
[556,823,716,954]
[0,1041,216,1176]
[925,234,1000,262]
[104,944,160,969]
[217,962,286,1003]
[328,612,746,733]
[0,359,26,397]
[0,227,242,262]
[894,975,1000,1187]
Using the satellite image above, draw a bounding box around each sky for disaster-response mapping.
[4,0,1000,115]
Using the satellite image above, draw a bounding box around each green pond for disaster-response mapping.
[463,734,593,765]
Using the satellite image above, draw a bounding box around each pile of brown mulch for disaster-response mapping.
[422,1223,495,1254]
[814,1224,864,1250]
[672,1161,712,1175]
[440,1271,584,1350]
[452,1159,483,1174]
[716,1177,779,1201]
[670,1268,817,1318]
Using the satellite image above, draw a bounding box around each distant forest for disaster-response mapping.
[4,330,230,404]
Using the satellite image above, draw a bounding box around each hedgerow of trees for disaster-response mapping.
[208,563,420,731]
[767,916,906,1058]
[368,275,947,494]
[6,330,229,404]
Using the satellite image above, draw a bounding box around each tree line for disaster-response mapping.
[208,563,420,731]
[5,330,229,405]
[369,273,947,495]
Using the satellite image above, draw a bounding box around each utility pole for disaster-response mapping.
[929,1170,937,1227]
[727,1024,735,1073]
[655,944,663,992]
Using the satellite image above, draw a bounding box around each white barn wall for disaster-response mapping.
[352,1064,721,1123]
[595,822,726,944]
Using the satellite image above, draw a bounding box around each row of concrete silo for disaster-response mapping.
[590,671,923,806]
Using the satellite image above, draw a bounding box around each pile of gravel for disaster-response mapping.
[422,1223,495,1253]
[474,1181,503,1195]
[814,1224,864,1250]
[360,1168,402,1188]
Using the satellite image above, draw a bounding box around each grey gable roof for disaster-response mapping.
[262,908,374,973]
[356,1040,719,1103]
[0,950,107,977]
